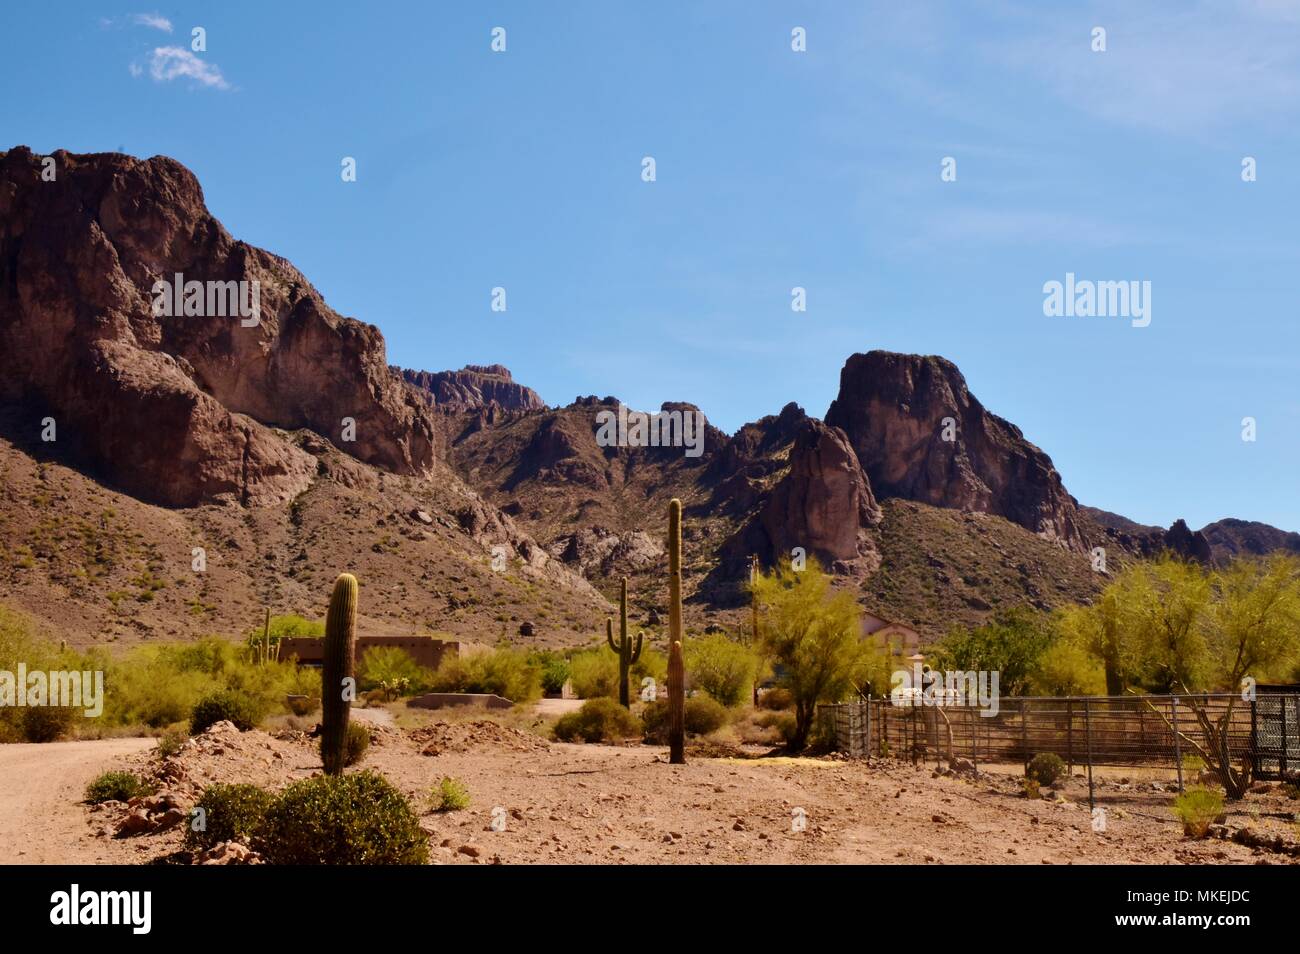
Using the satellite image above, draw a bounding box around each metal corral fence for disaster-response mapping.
[822,691,1300,801]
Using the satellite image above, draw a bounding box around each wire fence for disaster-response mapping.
[822,691,1300,806]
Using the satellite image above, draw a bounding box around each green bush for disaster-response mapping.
[21,705,76,742]
[755,709,797,742]
[685,634,759,707]
[758,687,793,710]
[567,648,619,699]
[431,776,470,812]
[185,783,274,851]
[357,647,430,696]
[684,695,727,734]
[641,696,728,742]
[343,722,370,767]
[255,771,428,865]
[553,697,641,742]
[429,646,541,703]
[1027,752,1066,786]
[1173,786,1224,839]
[85,770,153,804]
[531,651,570,696]
[156,728,187,758]
[190,689,262,734]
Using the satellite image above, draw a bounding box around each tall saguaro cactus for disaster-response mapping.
[667,499,686,764]
[606,577,643,708]
[321,573,358,775]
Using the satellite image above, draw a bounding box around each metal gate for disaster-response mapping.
[1253,687,1300,780]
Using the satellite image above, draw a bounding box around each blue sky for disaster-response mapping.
[3,1,1299,531]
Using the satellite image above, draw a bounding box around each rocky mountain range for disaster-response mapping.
[1,146,1291,647]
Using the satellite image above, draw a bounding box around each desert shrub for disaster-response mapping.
[1027,752,1066,786]
[553,697,641,743]
[21,705,76,742]
[185,783,274,851]
[685,695,727,734]
[1173,786,1224,839]
[429,646,541,703]
[255,771,428,865]
[758,687,793,710]
[641,696,728,742]
[567,648,620,699]
[1021,778,1041,800]
[85,770,153,804]
[156,728,187,758]
[530,651,570,696]
[343,722,370,767]
[357,646,430,697]
[633,647,668,685]
[756,709,797,742]
[431,776,471,812]
[189,689,262,735]
[685,633,759,707]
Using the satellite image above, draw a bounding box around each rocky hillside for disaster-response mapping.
[1,146,1294,648]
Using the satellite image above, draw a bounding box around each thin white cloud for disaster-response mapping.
[132,13,173,32]
[144,46,230,90]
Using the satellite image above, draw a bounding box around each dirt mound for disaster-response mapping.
[139,720,313,800]
[407,720,550,757]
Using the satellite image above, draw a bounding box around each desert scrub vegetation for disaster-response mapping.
[1027,752,1066,786]
[357,646,432,698]
[568,645,665,700]
[255,771,428,865]
[85,770,154,804]
[641,695,728,742]
[0,605,323,740]
[685,633,762,707]
[185,783,275,852]
[429,644,541,703]
[530,649,570,696]
[431,776,471,812]
[553,697,641,742]
[1173,786,1225,839]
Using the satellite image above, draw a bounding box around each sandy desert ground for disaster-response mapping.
[4,707,1300,866]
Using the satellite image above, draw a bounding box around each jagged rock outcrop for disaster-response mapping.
[825,351,1085,550]
[722,418,881,573]
[1082,507,1214,564]
[400,364,546,413]
[1199,518,1300,563]
[0,147,437,505]
[548,526,663,576]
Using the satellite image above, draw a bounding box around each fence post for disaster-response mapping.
[911,701,918,767]
[1021,698,1030,774]
[1274,696,1284,785]
[1067,699,1074,774]
[1172,694,1183,794]
[971,705,978,771]
[865,699,872,763]
[1084,699,1095,814]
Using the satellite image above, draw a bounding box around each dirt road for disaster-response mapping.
[0,738,155,864]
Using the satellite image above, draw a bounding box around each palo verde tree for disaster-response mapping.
[751,555,873,750]
[1072,554,1300,799]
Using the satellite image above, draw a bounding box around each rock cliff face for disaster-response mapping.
[400,364,546,413]
[723,417,881,571]
[825,351,1085,550]
[0,147,436,505]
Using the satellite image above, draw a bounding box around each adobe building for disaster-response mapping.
[862,611,922,658]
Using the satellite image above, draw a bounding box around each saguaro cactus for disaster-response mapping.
[606,577,643,708]
[667,498,686,764]
[321,573,358,775]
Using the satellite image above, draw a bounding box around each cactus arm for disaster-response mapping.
[631,630,643,664]
[606,617,617,653]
